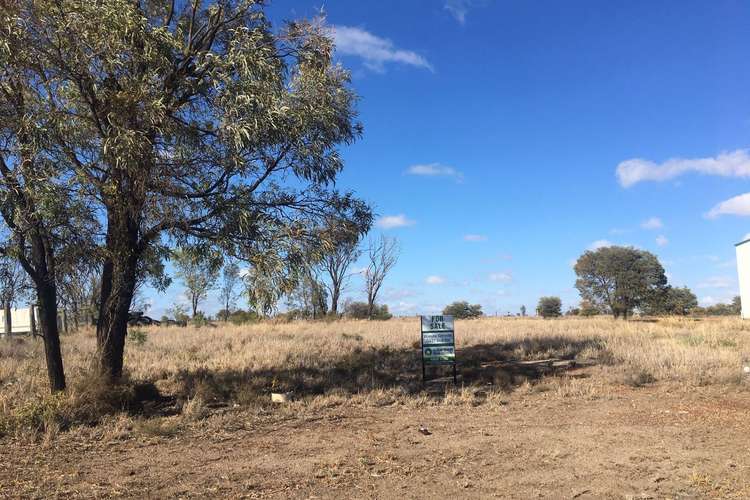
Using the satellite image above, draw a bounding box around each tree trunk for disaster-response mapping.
[330,284,340,316]
[37,278,66,392]
[96,212,140,382]
[3,301,10,337]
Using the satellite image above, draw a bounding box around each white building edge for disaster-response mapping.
[735,238,750,319]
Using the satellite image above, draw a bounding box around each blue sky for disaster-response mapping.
[148,0,750,317]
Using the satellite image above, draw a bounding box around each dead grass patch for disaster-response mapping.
[1,317,748,436]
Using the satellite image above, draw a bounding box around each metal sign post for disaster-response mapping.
[420,315,457,384]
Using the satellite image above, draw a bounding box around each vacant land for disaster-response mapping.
[1,317,750,498]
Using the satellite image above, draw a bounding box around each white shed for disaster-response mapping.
[735,238,750,319]
[0,307,38,335]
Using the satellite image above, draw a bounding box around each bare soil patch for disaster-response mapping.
[2,379,749,499]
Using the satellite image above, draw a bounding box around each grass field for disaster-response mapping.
[2,317,750,497]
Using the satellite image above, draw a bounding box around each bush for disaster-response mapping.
[344,301,392,320]
[536,296,562,318]
[228,309,259,325]
[443,301,483,319]
[191,311,210,327]
[127,328,148,345]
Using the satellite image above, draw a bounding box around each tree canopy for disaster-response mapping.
[574,246,668,319]
[1,0,372,385]
[536,296,562,318]
[443,301,483,319]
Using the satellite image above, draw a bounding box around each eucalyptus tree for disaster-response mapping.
[218,259,241,321]
[0,5,101,391]
[173,246,221,318]
[8,1,370,380]
[364,235,399,319]
[319,220,362,316]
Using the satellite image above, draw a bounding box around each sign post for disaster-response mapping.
[420,315,457,384]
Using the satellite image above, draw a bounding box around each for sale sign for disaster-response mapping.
[420,315,457,382]
[421,315,454,333]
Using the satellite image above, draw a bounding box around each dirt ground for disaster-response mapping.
[2,375,749,499]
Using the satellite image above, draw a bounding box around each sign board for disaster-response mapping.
[420,315,457,382]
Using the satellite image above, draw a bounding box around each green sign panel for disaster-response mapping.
[422,346,456,365]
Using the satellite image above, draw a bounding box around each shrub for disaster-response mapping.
[127,328,148,345]
[228,309,259,325]
[344,301,392,320]
[191,311,210,327]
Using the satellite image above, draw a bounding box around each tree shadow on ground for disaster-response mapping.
[137,335,609,414]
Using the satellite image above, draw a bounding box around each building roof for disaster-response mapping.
[735,237,750,247]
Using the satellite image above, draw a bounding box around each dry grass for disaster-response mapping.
[1,316,749,437]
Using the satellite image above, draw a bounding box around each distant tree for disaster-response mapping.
[536,296,562,318]
[443,301,483,319]
[643,286,698,316]
[0,257,31,336]
[731,295,742,315]
[167,304,190,325]
[520,305,527,317]
[218,261,242,322]
[286,270,328,319]
[579,299,603,317]
[668,287,699,315]
[566,307,580,316]
[344,300,392,320]
[228,309,259,325]
[0,257,30,308]
[173,248,222,318]
[696,297,743,316]
[57,258,101,330]
[319,222,362,316]
[364,236,399,319]
[574,246,668,319]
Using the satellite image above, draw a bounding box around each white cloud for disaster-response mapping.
[616,150,750,188]
[444,0,470,24]
[717,258,737,269]
[641,217,663,230]
[390,301,419,315]
[744,233,750,242]
[376,214,415,229]
[656,235,668,247]
[425,275,445,285]
[697,276,735,289]
[588,240,613,251]
[463,234,487,242]
[706,192,750,218]
[699,296,718,307]
[404,163,463,181]
[444,0,486,25]
[331,26,433,72]
[488,272,512,283]
[382,288,417,300]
